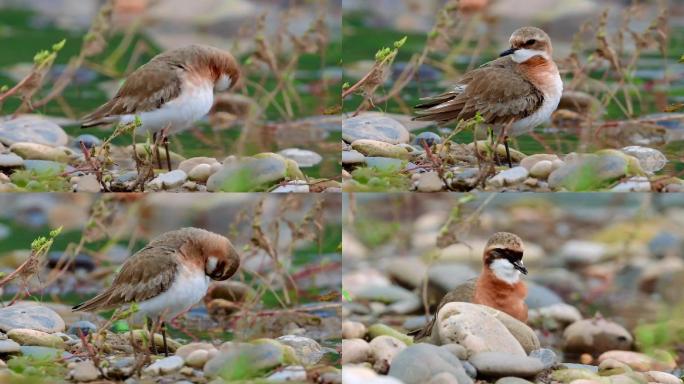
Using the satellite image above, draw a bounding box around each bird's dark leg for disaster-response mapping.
[161,321,169,357]
[153,132,162,170]
[146,316,158,355]
[504,135,513,168]
[163,135,171,172]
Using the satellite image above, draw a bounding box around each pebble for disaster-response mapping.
[75,174,101,192]
[434,302,526,356]
[370,335,407,373]
[0,153,24,168]
[520,154,561,171]
[343,365,404,384]
[144,355,184,375]
[562,318,633,355]
[178,157,219,174]
[276,335,324,366]
[488,166,529,187]
[412,132,442,147]
[469,351,545,377]
[277,148,322,168]
[529,348,558,369]
[7,328,66,348]
[342,338,371,365]
[71,360,100,382]
[343,114,410,144]
[176,342,217,359]
[388,343,473,384]
[73,134,102,149]
[528,303,582,326]
[342,321,367,339]
[597,350,675,371]
[10,142,75,163]
[272,181,310,193]
[0,339,21,353]
[267,365,308,381]
[0,116,68,147]
[0,303,65,333]
[367,324,413,345]
[342,150,366,164]
[416,171,444,192]
[67,321,97,337]
[188,163,213,182]
[204,342,284,379]
[352,139,410,159]
[206,155,288,192]
[148,170,188,190]
[620,146,666,173]
[644,371,683,384]
[548,152,632,191]
[365,157,404,171]
[610,177,651,192]
[495,378,535,384]
[529,160,553,179]
[185,349,210,368]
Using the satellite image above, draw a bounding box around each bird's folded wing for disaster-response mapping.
[81,63,183,126]
[73,246,179,312]
[414,62,544,125]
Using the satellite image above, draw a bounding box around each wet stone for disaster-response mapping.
[277,148,322,168]
[0,116,68,147]
[343,114,410,144]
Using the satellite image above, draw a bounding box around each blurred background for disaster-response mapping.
[343,193,684,366]
[0,0,342,180]
[342,0,684,174]
[0,193,341,343]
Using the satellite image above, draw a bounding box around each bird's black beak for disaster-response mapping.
[511,259,528,275]
[499,47,517,57]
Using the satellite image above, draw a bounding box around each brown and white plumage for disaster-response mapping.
[73,227,240,320]
[414,27,562,136]
[411,232,529,341]
[81,44,240,135]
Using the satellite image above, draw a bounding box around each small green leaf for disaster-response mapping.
[394,36,407,48]
[52,38,66,52]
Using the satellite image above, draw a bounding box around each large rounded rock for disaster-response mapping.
[620,146,666,174]
[369,335,407,373]
[276,335,324,367]
[562,318,633,355]
[549,152,638,191]
[0,303,65,333]
[7,328,65,348]
[10,143,75,163]
[343,114,410,144]
[0,116,68,147]
[388,343,473,384]
[432,302,526,356]
[478,306,540,354]
[342,338,371,365]
[206,155,288,192]
[469,352,545,378]
[597,350,676,372]
[204,342,284,379]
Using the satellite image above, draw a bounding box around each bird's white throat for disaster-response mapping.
[490,258,521,285]
[512,49,549,63]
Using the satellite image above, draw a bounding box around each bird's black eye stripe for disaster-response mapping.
[525,39,536,45]
[494,248,523,261]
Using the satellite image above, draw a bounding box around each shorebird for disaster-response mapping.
[414,26,563,167]
[81,44,240,171]
[73,227,240,355]
[410,232,528,341]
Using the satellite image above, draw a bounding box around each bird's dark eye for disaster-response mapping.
[525,39,537,45]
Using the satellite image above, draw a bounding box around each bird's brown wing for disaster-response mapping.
[72,245,179,312]
[409,278,478,341]
[414,58,544,125]
[81,61,183,127]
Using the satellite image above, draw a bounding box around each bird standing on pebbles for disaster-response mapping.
[81,44,241,171]
[73,227,240,355]
[411,232,529,341]
[414,27,563,167]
